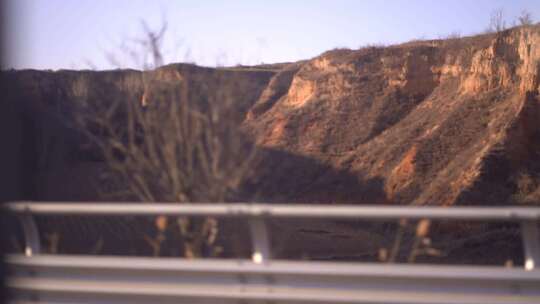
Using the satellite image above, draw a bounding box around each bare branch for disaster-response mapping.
[75,20,257,258]
[488,8,506,33]
[517,10,534,26]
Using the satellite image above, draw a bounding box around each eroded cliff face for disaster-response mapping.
[3,25,540,206]
[2,65,274,201]
[2,69,144,201]
[244,25,540,205]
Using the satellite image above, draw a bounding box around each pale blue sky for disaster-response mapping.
[4,0,540,70]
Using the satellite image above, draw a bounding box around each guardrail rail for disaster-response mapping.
[3,202,540,304]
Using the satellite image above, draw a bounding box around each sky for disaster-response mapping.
[3,0,540,70]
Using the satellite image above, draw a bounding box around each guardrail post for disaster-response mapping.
[248,217,271,264]
[521,220,540,271]
[19,213,40,257]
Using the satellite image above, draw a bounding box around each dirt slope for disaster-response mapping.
[244,25,540,206]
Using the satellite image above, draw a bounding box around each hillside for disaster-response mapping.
[244,26,540,206]
[2,25,539,207]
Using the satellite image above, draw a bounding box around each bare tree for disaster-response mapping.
[76,22,257,257]
[488,8,506,33]
[517,10,533,26]
[105,20,168,70]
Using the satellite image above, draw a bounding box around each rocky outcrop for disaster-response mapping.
[244,25,540,206]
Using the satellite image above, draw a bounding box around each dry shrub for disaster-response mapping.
[517,10,534,26]
[76,21,257,257]
[512,172,540,204]
[487,8,506,33]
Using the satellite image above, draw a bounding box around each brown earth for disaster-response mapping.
[2,25,540,263]
[244,25,540,206]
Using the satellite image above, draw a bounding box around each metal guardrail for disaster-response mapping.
[3,202,540,304]
[6,254,540,304]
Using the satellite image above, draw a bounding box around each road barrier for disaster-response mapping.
[3,202,540,303]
